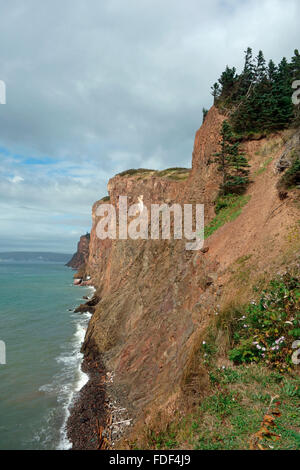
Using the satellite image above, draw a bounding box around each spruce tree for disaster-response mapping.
[243,47,255,79]
[218,66,237,99]
[291,49,300,79]
[202,107,208,123]
[212,48,297,133]
[255,50,267,82]
[212,121,250,195]
[267,59,277,82]
[211,82,221,104]
[273,57,294,127]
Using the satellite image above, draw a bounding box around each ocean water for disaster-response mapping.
[0,262,93,450]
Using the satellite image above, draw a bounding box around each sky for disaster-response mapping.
[0,0,299,253]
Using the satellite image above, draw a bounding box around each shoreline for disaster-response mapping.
[65,285,133,450]
[65,285,108,450]
[66,352,108,449]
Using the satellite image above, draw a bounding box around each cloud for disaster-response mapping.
[8,175,24,184]
[0,0,299,251]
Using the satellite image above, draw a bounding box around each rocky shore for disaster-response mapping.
[66,290,132,450]
[67,353,107,450]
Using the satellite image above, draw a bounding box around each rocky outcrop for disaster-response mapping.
[71,106,300,448]
[79,108,225,432]
[66,233,90,269]
[74,295,100,314]
[276,130,300,172]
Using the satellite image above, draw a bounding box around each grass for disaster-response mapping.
[116,167,190,181]
[254,157,273,176]
[131,270,300,451]
[255,139,281,158]
[140,365,300,450]
[116,168,155,177]
[156,167,190,181]
[191,366,300,450]
[204,194,251,238]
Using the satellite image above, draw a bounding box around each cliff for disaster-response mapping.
[66,233,90,269]
[74,106,300,448]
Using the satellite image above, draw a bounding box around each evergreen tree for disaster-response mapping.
[243,47,255,79]
[226,142,250,193]
[237,47,255,98]
[255,50,267,82]
[212,121,250,194]
[218,66,237,98]
[211,82,220,104]
[272,57,294,127]
[267,59,277,82]
[212,48,297,133]
[291,49,300,79]
[202,107,208,123]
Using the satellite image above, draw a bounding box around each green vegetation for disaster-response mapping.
[145,426,179,450]
[212,48,300,134]
[116,167,190,181]
[193,367,300,450]
[141,365,300,450]
[278,154,300,190]
[211,120,250,195]
[116,168,155,177]
[204,193,251,238]
[156,167,190,180]
[229,272,300,372]
[202,107,208,123]
[254,157,273,176]
[138,270,300,451]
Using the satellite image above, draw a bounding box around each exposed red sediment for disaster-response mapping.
[66,234,90,269]
[68,107,300,448]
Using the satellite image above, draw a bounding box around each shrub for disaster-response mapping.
[228,271,300,372]
[278,156,300,190]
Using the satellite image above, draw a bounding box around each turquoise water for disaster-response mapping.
[0,263,93,450]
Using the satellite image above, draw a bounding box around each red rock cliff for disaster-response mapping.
[66,233,90,269]
[80,106,299,446]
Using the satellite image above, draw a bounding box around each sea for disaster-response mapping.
[0,262,93,450]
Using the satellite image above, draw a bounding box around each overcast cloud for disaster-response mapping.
[0,0,299,252]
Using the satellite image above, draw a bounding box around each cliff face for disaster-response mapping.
[81,106,300,445]
[66,233,90,269]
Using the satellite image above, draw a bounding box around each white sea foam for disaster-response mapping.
[39,308,92,450]
[57,311,92,450]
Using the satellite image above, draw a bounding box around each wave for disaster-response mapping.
[57,311,92,450]
[38,310,92,450]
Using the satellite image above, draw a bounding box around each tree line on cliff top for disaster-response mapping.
[208,48,300,197]
[211,47,300,134]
